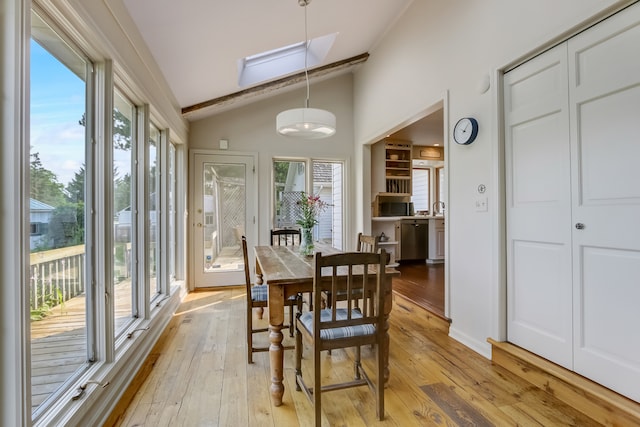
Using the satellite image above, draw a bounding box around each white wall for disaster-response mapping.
[189,74,356,247]
[353,0,630,356]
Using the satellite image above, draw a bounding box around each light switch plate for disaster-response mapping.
[219,139,229,150]
[475,197,488,212]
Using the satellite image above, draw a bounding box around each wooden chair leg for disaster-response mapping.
[295,319,302,392]
[313,345,322,427]
[377,345,384,420]
[247,308,253,364]
[289,303,294,338]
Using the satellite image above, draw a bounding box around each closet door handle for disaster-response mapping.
[575,223,585,230]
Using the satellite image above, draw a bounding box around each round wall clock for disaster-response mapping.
[453,117,479,145]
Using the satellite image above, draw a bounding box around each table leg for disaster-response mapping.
[269,285,286,406]
[383,280,393,384]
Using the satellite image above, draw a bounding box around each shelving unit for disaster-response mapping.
[384,141,412,195]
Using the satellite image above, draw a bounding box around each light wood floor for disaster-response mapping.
[107,287,604,427]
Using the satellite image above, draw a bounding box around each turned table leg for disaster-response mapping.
[268,284,286,406]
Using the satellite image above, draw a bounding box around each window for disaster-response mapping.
[437,166,445,206]
[411,168,431,213]
[19,3,185,424]
[238,33,336,87]
[30,9,91,415]
[272,159,344,249]
[168,142,177,282]
[113,90,136,334]
[30,222,48,236]
[148,124,161,303]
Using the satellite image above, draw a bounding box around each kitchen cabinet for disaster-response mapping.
[427,218,445,263]
[383,140,412,195]
[371,218,399,267]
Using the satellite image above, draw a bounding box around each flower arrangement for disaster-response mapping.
[296,191,329,229]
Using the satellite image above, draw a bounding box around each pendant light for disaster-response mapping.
[276,0,336,139]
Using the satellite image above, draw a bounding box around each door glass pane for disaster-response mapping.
[148,125,160,301]
[273,160,306,228]
[113,91,135,332]
[30,12,89,413]
[203,162,245,272]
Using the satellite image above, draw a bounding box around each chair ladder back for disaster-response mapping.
[357,232,381,254]
[271,228,301,246]
[241,236,252,298]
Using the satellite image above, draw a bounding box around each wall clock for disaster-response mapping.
[453,117,479,145]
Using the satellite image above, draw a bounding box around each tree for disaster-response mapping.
[113,108,132,151]
[114,168,131,213]
[44,203,84,249]
[66,165,85,203]
[80,109,132,150]
[30,152,66,207]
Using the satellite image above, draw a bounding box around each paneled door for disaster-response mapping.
[504,43,574,368]
[567,4,640,402]
[191,152,257,287]
[505,2,640,402]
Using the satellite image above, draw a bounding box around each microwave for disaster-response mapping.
[379,202,414,217]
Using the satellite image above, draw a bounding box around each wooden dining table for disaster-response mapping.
[253,243,398,407]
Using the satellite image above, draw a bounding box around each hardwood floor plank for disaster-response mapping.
[110,289,619,427]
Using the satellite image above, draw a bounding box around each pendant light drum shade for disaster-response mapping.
[276,107,336,138]
[276,0,336,139]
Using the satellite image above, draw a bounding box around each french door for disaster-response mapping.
[191,152,257,287]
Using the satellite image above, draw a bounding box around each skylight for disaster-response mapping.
[237,33,337,88]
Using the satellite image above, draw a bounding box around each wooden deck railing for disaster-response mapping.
[30,245,85,311]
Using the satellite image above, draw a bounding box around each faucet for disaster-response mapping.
[433,201,445,215]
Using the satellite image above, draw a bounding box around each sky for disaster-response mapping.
[30,39,86,187]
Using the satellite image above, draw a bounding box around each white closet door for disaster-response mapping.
[568,3,640,402]
[504,44,574,368]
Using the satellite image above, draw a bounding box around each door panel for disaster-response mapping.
[192,153,256,287]
[568,3,640,401]
[504,44,573,367]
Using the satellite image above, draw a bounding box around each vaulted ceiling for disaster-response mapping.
[122,0,414,121]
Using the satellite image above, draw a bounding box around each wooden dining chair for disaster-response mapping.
[295,250,388,426]
[324,232,381,309]
[270,228,301,246]
[356,232,380,254]
[271,228,311,317]
[242,236,298,363]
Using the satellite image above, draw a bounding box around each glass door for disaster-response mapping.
[192,153,255,287]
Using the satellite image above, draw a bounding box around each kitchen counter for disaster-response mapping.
[372,215,444,221]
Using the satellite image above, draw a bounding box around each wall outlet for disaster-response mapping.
[475,197,488,212]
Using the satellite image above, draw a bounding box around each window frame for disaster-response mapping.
[271,157,346,250]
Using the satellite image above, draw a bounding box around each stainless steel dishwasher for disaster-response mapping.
[397,219,428,260]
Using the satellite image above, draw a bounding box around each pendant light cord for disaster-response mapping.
[303,1,310,108]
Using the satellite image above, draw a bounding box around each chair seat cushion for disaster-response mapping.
[299,309,375,339]
[251,285,298,304]
[250,285,267,302]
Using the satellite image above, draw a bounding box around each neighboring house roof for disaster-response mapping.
[30,198,55,212]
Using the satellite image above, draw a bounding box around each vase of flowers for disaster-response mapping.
[296,191,328,256]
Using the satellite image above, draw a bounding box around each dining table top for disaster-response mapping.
[253,243,399,286]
